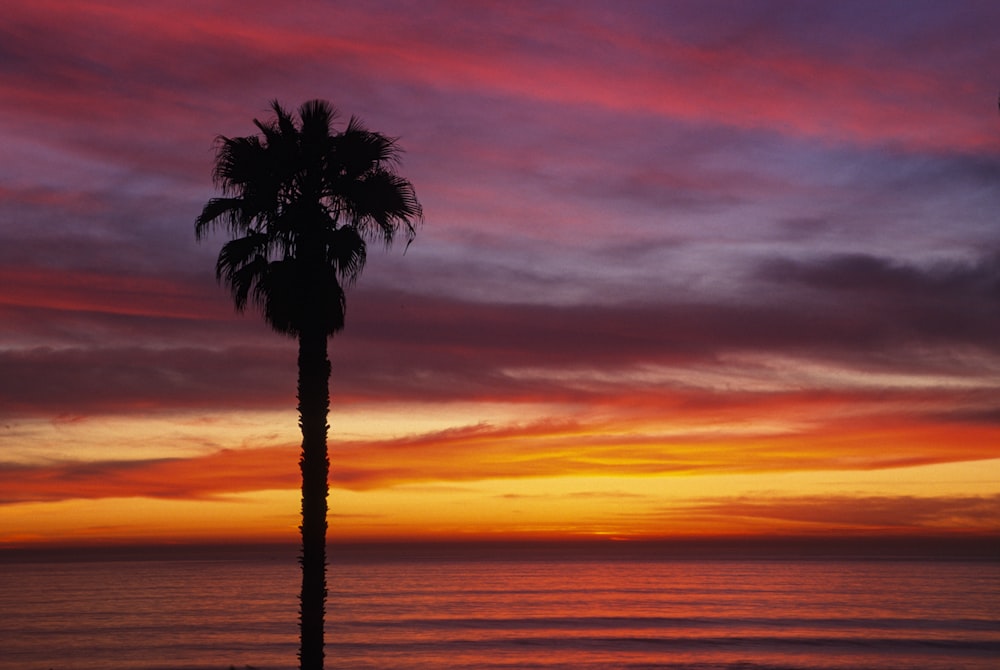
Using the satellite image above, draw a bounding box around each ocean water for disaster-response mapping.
[1,543,997,670]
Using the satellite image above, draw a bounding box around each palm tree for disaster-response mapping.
[195,99,421,670]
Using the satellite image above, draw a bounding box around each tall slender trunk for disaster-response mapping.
[297,325,330,670]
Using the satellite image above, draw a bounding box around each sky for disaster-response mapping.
[1,0,999,547]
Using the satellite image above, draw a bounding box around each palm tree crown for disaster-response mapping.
[195,99,422,335]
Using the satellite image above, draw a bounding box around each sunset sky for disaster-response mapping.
[2,1,999,547]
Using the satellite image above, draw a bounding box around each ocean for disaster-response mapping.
[1,542,997,670]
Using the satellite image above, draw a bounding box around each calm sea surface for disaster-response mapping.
[1,544,997,670]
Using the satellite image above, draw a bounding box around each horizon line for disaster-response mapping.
[3,533,997,563]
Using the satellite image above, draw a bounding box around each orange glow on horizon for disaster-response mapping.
[2,455,998,547]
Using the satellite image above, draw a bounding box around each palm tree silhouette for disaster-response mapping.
[196,99,421,670]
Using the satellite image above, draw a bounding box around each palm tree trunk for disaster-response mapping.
[297,325,330,670]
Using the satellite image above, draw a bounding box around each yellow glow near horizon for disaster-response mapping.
[0,491,300,546]
[3,458,995,546]
[328,458,1000,539]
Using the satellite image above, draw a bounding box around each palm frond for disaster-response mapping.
[327,124,398,182]
[326,225,367,284]
[215,233,273,313]
[213,136,269,191]
[215,233,272,277]
[196,197,243,238]
[196,99,421,335]
[271,100,298,139]
[252,259,347,336]
[299,100,337,147]
[346,169,422,245]
[228,256,269,312]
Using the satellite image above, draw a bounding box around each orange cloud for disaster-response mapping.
[675,494,1000,535]
[3,407,996,504]
[328,414,1000,490]
[0,446,297,504]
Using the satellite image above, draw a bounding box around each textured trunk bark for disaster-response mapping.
[297,325,330,670]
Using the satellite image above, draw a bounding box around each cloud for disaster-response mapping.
[13,401,996,503]
[6,1,999,173]
[0,344,294,418]
[3,254,998,419]
[682,493,1000,534]
[759,251,1000,299]
[0,446,298,504]
[0,267,224,321]
[752,251,1000,351]
[4,434,999,544]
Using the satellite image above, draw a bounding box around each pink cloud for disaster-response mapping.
[6,1,997,160]
[0,266,225,321]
